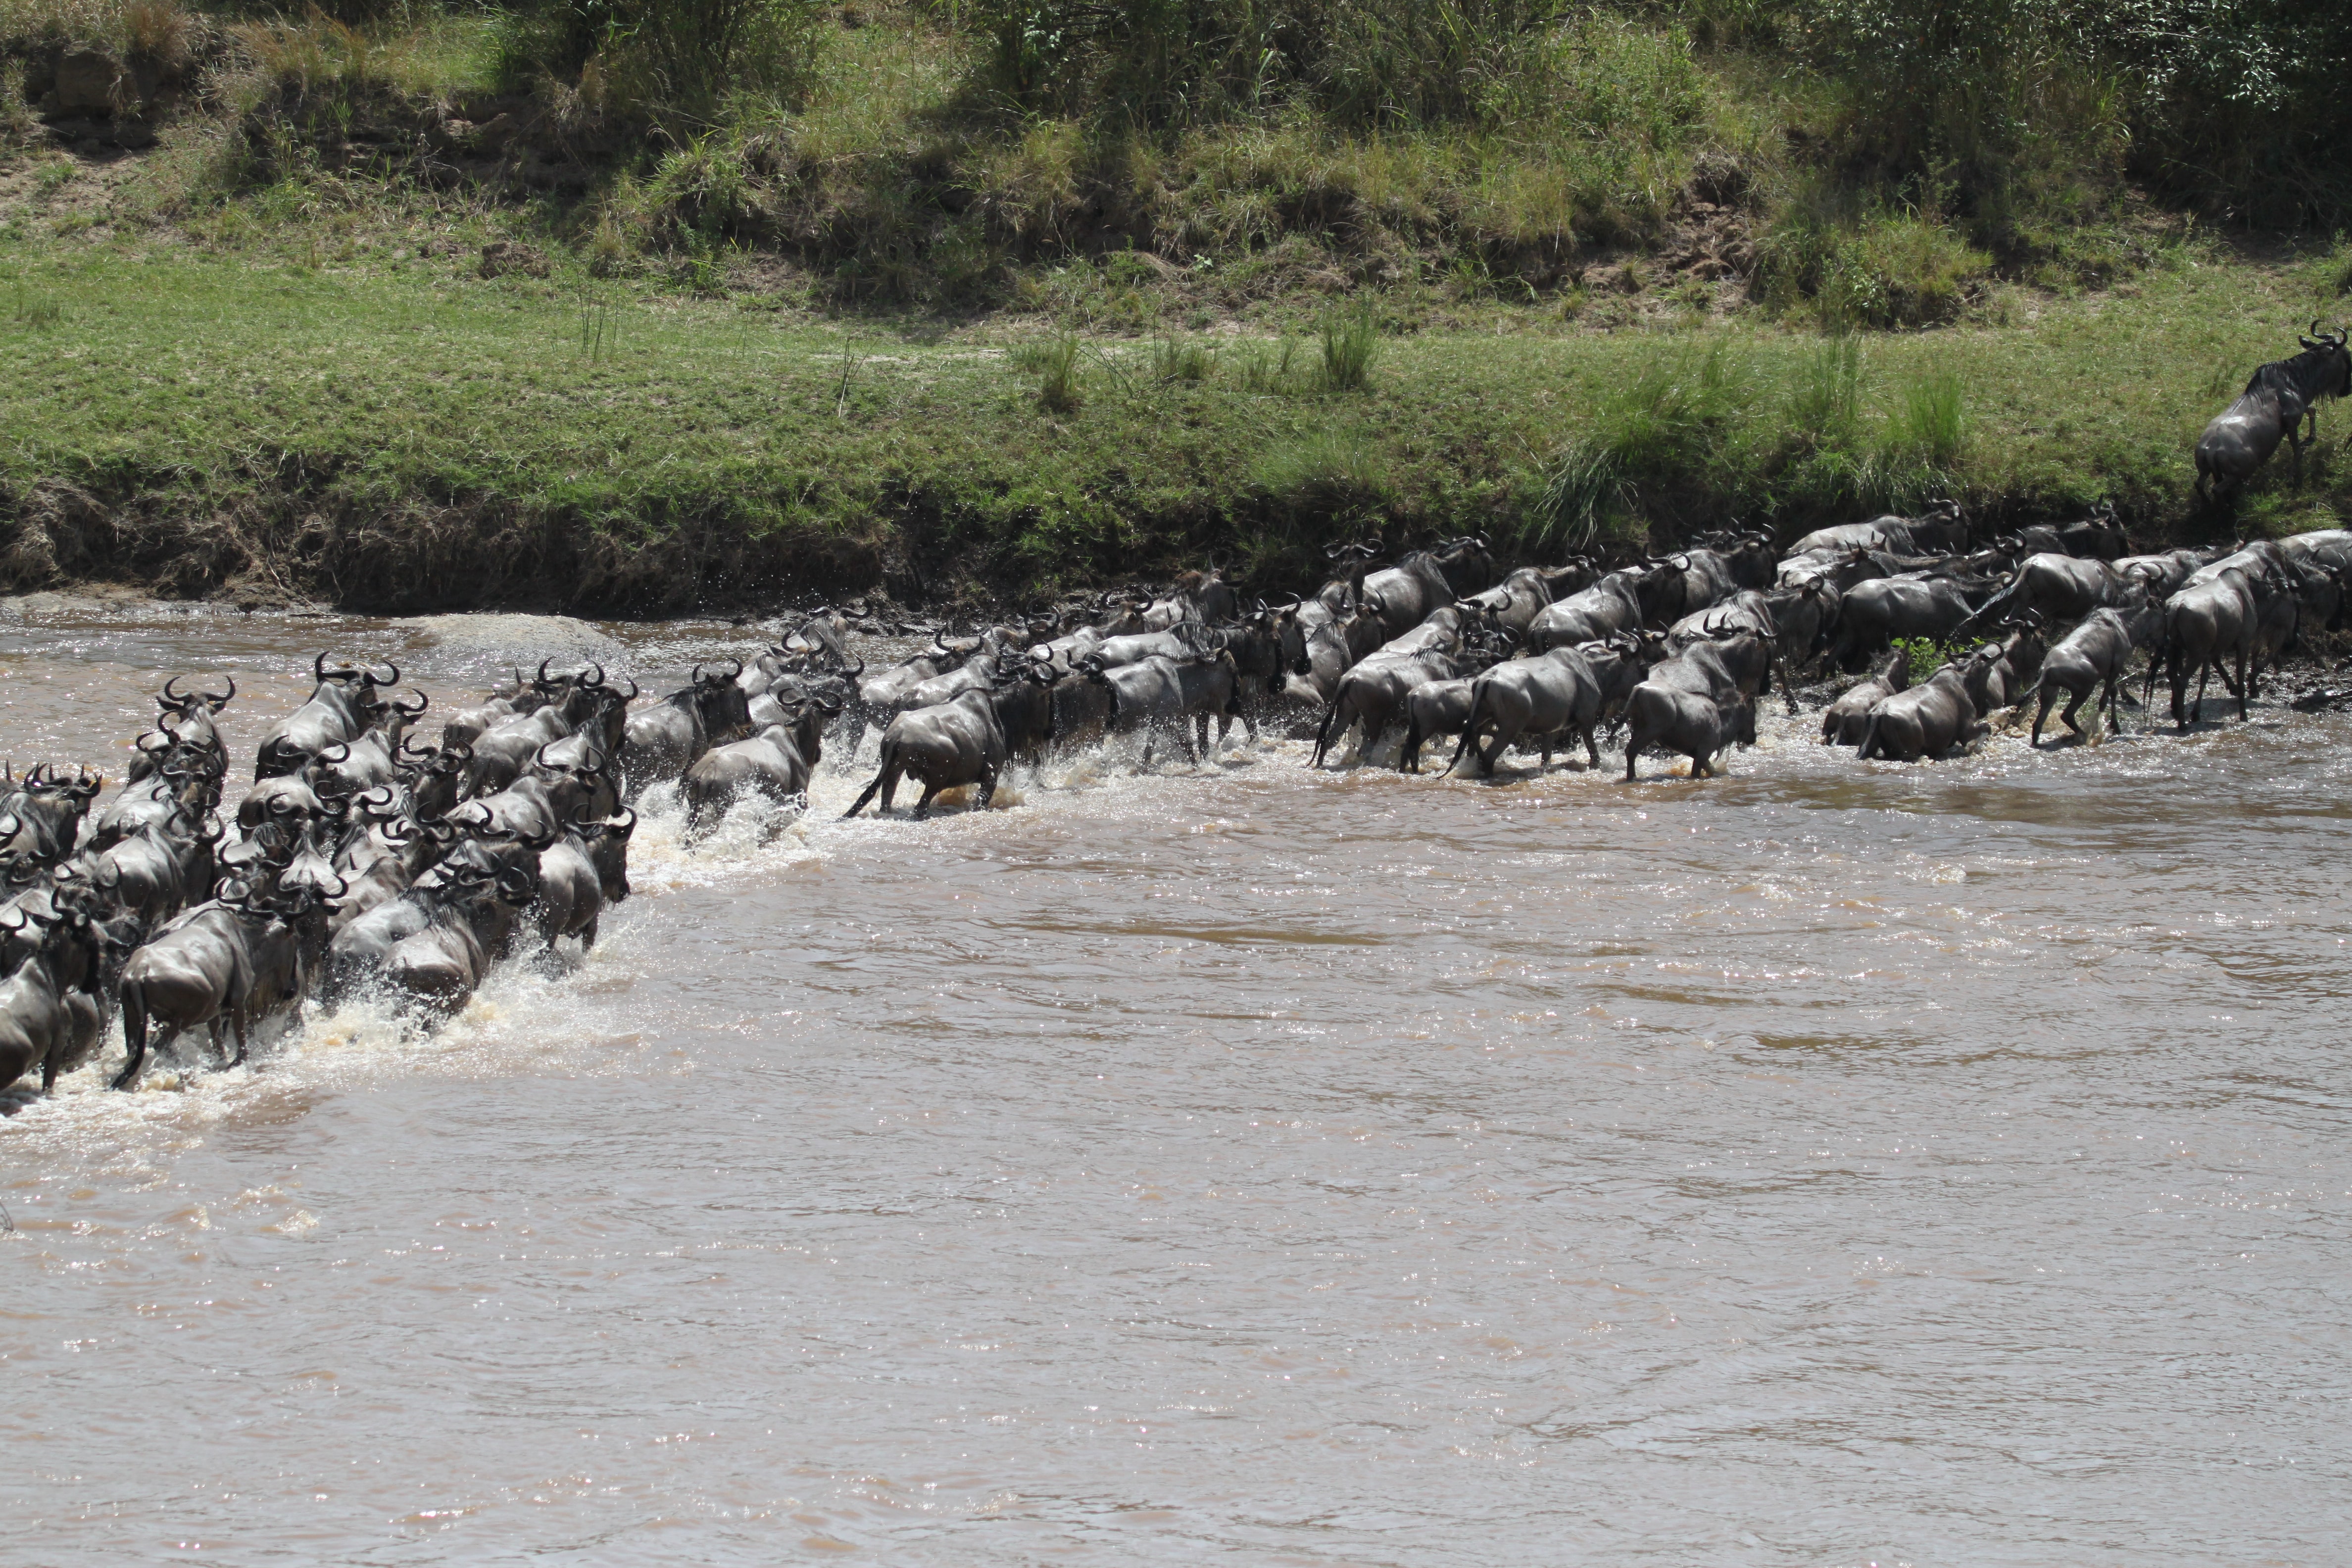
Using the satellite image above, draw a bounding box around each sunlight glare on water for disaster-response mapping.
[1,597,2347,1565]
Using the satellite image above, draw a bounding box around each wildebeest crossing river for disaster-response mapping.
[2,595,2347,1564]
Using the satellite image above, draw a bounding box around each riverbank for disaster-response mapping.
[0,238,2346,615]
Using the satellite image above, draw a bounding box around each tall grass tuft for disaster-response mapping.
[1237,336,1302,394]
[1526,437,1627,555]
[1022,333,1081,413]
[1787,333,1862,448]
[1885,369,1967,472]
[1319,302,1379,393]
[1151,335,1215,385]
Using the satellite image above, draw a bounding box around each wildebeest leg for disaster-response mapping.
[976,767,999,810]
[2029,687,2052,745]
[1623,739,1641,782]
[2234,640,2250,720]
[581,916,598,951]
[912,783,940,819]
[1581,724,1602,770]
[227,1004,250,1069]
[2060,685,2090,739]
[1539,738,1554,771]
[2170,644,2189,728]
[2191,655,2210,725]
[1690,748,1713,779]
[1399,719,1421,774]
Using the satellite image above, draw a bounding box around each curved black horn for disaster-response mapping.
[161,674,190,705]
[370,662,400,687]
[537,658,554,685]
[204,675,236,708]
[314,651,331,682]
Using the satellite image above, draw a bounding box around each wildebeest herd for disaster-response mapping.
[1,325,2346,1104]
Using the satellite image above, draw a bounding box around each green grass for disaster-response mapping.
[0,238,2344,610]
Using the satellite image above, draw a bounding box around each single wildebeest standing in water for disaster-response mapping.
[1856,654,1993,763]
[2195,323,2350,501]
[1622,688,1756,782]
[1821,649,1912,746]
[2029,596,2162,746]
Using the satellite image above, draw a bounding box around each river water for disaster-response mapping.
[1,596,2345,1566]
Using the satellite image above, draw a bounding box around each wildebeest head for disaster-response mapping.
[691,659,755,738]
[2296,321,2352,399]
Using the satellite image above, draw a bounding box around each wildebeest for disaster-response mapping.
[1452,636,1650,775]
[1955,553,2141,638]
[1279,601,1387,705]
[1830,575,1984,669]
[1622,687,1756,781]
[2157,566,2262,728]
[680,696,837,838]
[2113,547,2216,598]
[131,676,236,784]
[622,661,755,799]
[1089,651,1251,764]
[2029,598,2162,746]
[1960,619,2047,713]
[1525,568,1675,650]
[1639,631,1777,708]
[1394,636,1517,772]
[1674,532,1778,610]
[1786,499,1967,559]
[1459,562,1598,634]
[255,657,397,779]
[841,668,1058,820]
[1355,537,1495,640]
[1309,620,1483,769]
[0,900,101,1094]
[1821,649,1911,745]
[441,668,546,750]
[379,865,536,1014]
[2196,323,2351,501]
[1856,655,1991,762]
[0,765,102,871]
[112,880,310,1088]
[530,813,635,952]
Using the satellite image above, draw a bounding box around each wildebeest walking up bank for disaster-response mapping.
[2196,323,2350,501]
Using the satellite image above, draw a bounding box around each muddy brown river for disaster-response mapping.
[1,596,2345,1565]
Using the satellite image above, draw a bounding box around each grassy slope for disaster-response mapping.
[0,233,2346,611]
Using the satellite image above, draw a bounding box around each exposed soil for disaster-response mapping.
[0,479,893,615]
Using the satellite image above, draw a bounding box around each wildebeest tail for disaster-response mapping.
[1449,678,1492,770]
[1308,697,1340,768]
[1856,711,1883,761]
[839,740,897,820]
[109,978,149,1089]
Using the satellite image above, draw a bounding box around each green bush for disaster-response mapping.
[956,0,1574,129]
[1755,200,1991,329]
[490,0,825,117]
